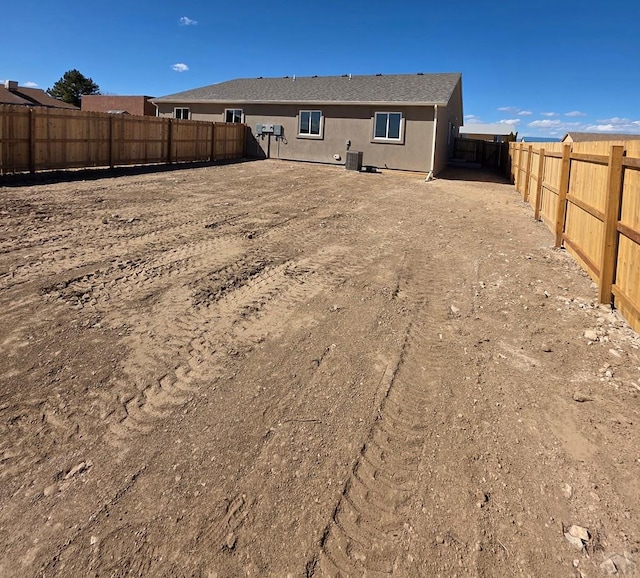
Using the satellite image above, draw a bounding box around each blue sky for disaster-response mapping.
[2,0,639,138]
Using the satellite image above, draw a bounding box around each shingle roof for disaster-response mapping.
[17,87,79,109]
[0,86,32,106]
[153,73,461,105]
[564,132,640,142]
[0,85,79,109]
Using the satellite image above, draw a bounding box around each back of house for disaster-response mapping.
[152,73,463,174]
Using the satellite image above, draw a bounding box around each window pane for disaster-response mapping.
[225,110,233,122]
[300,111,310,134]
[375,113,388,138]
[233,110,242,123]
[388,113,401,139]
[310,111,321,135]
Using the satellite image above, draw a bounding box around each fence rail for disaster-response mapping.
[510,140,640,332]
[0,105,246,174]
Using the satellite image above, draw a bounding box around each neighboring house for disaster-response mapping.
[81,95,156,116]
[459,123,517,143]
[519,136,561,143]
[562,132,640,143]
[152,73,463,174]
[0,80,79,109]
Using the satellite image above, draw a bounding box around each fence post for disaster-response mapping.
[554,144,572,247]
[518,142,525,193]
[29,108,36,173]
[534,148,545,221]
[214,122,216,162]
[514,143,521,191]
[108,115,115,168]
[598,145,625,304]
[0,107,3,174]
[167,119,173,164]
[523,144,533,201]
[242,124,247,158]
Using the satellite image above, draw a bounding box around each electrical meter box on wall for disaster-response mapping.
[256,124,282,136]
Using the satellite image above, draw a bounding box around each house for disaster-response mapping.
[0,80,78,109]
[519,136,561,143]
[81,95,156,116]
[562,132,640,143]
[459,123,517,143]
[152,73,463,175]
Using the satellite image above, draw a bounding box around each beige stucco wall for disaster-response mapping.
[433,79,463,175]
[155,102,439,172]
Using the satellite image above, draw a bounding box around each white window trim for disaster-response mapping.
[224,108,244,123]
[174,107,190,120]
[298,110,324,139]
[372,111,404,143]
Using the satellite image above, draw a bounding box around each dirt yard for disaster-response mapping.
[1,160,639,577]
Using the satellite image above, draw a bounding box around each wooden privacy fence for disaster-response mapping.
[510,140,640,332]
[0,105,246,174]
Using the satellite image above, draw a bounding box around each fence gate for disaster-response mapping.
[453,138,509,171]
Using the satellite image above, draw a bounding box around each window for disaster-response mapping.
[225,109,243,123]
[174,107,190,120]
[373,112,403,141]
[298,110,323,137]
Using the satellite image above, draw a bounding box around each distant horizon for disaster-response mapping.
[2,0,638,139]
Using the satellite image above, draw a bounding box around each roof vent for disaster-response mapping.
[5,80,18,90]
[375,73,382,77]
[312,75,318,78]
[417,72,424,75]
[283,75,289,78]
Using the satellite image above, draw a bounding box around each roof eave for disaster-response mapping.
[150,98,447,107]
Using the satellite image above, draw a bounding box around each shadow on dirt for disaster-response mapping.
[438,166,512,185]
[0,158,262,188]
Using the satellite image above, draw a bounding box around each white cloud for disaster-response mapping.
[498,106,532,116]
[578,117,640,133]
[565,111,587,117]
[24,81,38,87]
[597,117,630,125]
[585,124,616,132]
[171,63,189,72]
[529,119,562,128]
[179,16,197,25]
[498,118,521,125]
[541,112,559,117]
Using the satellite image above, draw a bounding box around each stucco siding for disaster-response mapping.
[156,103,436,171]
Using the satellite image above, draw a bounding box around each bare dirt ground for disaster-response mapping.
[1,159,639,577]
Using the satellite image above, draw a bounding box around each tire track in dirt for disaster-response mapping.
[2,206,333,477]
[106,255,340,442]
[310,248,472,576]
[96,206,353,440]
[0,212,244,292]
[159,245,391,565]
